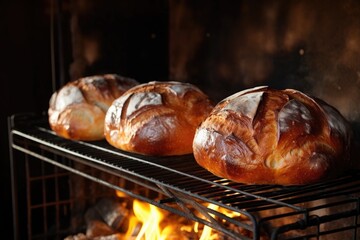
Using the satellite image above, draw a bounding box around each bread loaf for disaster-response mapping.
[48,74,139,141]
[104,81,214,156]
[193,86,352,185]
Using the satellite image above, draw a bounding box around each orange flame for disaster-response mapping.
[115,190,243,239]
[122,198,181,240]
[195,203,242,240]
[133,199,164,239]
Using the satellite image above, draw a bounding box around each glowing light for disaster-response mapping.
[115,191,244,239]
[115,190,128,198]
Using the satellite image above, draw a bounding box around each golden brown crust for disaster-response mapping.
[193,86,352,185]
[104,81,214,156]
[48,74,139,141]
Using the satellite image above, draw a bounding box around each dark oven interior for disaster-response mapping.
[5,0,360,239]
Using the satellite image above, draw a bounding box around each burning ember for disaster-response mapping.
[64,190,254,240]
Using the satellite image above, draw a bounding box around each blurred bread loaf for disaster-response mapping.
[48,74,139,141]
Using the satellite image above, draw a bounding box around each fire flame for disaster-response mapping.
[123,198,186,239]
[116,190,243,239]
[132,199,164,239]
[194,203,242,240]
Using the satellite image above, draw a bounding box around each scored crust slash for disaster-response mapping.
[193,86,353,185]
[104,81,214,156]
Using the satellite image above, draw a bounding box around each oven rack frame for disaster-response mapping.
[8,113,360,240]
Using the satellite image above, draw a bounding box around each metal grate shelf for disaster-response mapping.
[9,113,360,240]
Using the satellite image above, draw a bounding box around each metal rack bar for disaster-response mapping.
[9,114,360,240]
